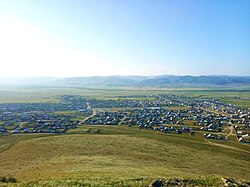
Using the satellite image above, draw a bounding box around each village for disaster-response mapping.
[0,94,249,143]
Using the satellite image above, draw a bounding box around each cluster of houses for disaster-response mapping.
[82,107,227,134]
[140,124,193,135]
[0,95,87,134]
[1,112,79,134]
[122,108,184,127]
[87,98,169,108]
[185,107,227,132]
[0,95,87,114]
[77,109,93,116]
[31,119,79,133]
[203,133,227,140]
[0,95,249,141]
[235,111,250,143]
[163,96,250,131]
[84,111,125,125]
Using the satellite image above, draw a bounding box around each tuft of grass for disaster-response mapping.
[183,175,223,187]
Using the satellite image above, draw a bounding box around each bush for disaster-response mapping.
[0,176,17,183]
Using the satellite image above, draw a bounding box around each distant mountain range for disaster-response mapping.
[0,75,250,87]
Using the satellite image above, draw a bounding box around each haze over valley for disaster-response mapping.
[0,0,249,186]
[1,75,250,87]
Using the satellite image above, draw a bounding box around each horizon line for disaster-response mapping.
[0,74,250,79]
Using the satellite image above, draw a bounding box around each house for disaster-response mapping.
[11,128,20,134]
[23,127,29,133]
[0,127,7,134]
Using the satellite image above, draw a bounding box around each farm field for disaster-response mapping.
[0,87,249,186]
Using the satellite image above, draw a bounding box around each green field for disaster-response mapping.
[1,86,250,107]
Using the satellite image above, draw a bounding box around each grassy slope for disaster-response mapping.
[0,126,249,185]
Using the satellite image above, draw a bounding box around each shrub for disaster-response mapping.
[0,176,17,183]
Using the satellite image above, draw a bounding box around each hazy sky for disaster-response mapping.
[0,0,249,77]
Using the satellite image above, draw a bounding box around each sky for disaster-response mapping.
[0,0,249,77]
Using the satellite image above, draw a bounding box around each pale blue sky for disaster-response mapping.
[0,0,249,77]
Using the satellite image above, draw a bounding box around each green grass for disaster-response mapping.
[1,86,250,105]
[165,106,189,111]
[221,98,250,108]
[5,175,239,187]
[0,125,249,185]
[53,111,79,115]
[0,175,232,187]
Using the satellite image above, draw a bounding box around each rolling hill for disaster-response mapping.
[0,125,249,186]
[1,75,250,87]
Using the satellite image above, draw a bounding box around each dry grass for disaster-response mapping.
[0,126,249,184]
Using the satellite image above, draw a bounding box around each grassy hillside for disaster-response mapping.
[0,125,249,186]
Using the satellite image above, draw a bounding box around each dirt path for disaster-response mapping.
[201,107,230,117]
[19,122,25,127]
[204,139,250,154]
[86,102,91,110]
[224,120,239,141]
[226,126,236,138]
[222,126,230,134]
[78,102,97,124]
[80,109,97,124]
[118,116,126,125]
